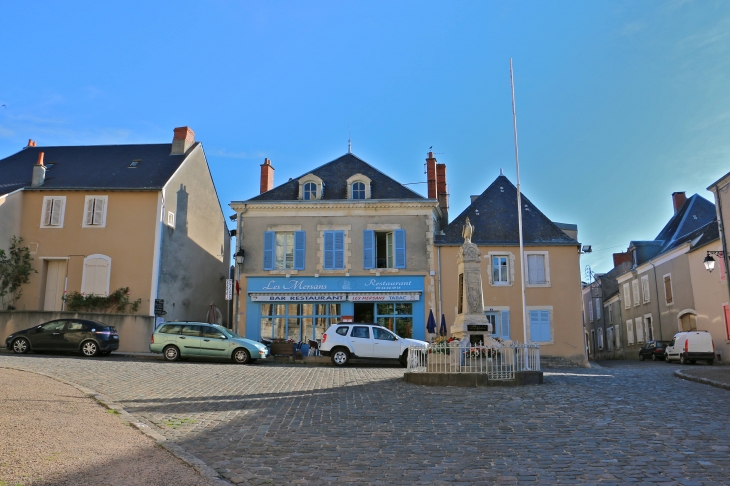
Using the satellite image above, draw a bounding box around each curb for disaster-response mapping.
[0,365,233,486]
[675,370,730,392]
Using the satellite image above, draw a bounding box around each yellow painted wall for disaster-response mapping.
[688,241,729,360]
[16,190,158,313]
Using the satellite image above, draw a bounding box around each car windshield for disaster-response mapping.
[213,325,241,339]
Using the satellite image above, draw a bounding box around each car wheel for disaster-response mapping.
[651,354,658,361]
[639,354,645,361]
[81,341,99,357]
[680,355,687,365]
[331,348,350,366]
[399,349,409,368]
[12,337,30,354]
[232,348,251,364]
[163,345,180,362]
[708,359,714,366]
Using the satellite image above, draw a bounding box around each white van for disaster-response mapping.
[664,331,715,365]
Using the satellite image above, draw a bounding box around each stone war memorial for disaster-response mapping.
[404,217,543,387]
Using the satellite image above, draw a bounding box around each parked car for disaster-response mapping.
[5,319,119,357]
[319,323,428,366]
[149,322,268,364]
[664,331,715,365]
[638,340,671,361]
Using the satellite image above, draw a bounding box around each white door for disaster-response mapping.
[349,326,374,357]
[43,260,66,311]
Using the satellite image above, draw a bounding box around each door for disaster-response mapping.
[176,325,202,356]
[349,326,373,357]
[63,320,90,352]
[372,327,400,358]
[43,260,66,311]
[199,325,230,357]
[31,320,67,350]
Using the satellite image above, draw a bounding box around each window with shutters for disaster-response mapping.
[323,230,345,270]
[489,309,510,340]
[663,274,673,305]
[597,328,604,350]
[632,280,640,307]
[635,316,645,343]
[81,254,111,296]
[40,196,66,228]
[614,324,621,349]
[525,251,550,286]
[363,227,406,270]
[588,300,594,322]
[623,282,631,309]
[528,309,551,343]
[626,319,635,345]
[641,275,650,303]
[263,230,306,271]
[82,195,108,228]
[607,304,613,324]
[595,299,601,319]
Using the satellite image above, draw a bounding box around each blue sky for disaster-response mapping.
[1,1,729,274]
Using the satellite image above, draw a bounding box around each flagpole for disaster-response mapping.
[510,59,529,365]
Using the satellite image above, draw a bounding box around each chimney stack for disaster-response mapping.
[436,162,449,224]
[260,158,274,194]
[31,152,46,187]
[426,152,437,199]
[612,251,632,268]
[672,191,687,214]
[171,126,195,155]
[27,139,36,147]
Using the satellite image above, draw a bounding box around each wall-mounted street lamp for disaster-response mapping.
[704,250,724,272]
[235,248,245,265]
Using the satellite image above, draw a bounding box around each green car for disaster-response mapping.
[150,322,268,364]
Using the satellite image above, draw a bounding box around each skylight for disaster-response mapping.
[129,160,141,168]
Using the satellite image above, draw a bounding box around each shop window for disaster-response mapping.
[263,231,306,270]
[375,302,413,338]
[260,303,341,342]
[363,229,406,269]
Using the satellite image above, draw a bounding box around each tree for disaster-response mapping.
[0,236,36,310]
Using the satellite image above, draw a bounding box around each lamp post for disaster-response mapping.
[704,251,723,272]
[234,249,245,334]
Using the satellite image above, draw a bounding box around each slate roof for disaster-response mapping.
[435,175,579,246]
[688,220,719,251]
[0,144,189,193]
[245,153,426,201]
[653,194,716,253]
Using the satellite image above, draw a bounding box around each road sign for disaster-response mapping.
[154,299,165,316]
[225,279,233,301]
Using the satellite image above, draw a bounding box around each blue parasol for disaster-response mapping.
[439,313,447,336]
[426,309,436,334]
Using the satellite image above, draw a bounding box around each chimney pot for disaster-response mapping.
[171,126,195,155]
[425,152,437,199]
[672,191,687,214]
[260,158,275,194]
[27,139,36,147]
[31,151,46,187]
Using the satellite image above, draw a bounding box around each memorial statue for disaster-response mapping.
[462,217,474,244]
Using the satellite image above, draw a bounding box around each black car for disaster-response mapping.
[639,340,671,361]
[5,319,119,357]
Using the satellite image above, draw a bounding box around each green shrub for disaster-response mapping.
[63,287,142,314]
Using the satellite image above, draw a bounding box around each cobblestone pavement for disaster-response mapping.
[1,354,729,485]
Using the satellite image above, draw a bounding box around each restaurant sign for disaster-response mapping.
[251,293,346,302]
[247,275,424,293]
[348,293,420,302]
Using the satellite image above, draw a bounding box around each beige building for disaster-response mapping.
[0,127,230,322]
[434,172,586,365]
[230,151,444,342]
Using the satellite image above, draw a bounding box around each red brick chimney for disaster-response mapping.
[672,192,687,214]
[260,158,274,194]
[613,251,632,268]
[171,126,195,155]
[27,139,36,147]
[436,162,449,225]
[426,152,437,199]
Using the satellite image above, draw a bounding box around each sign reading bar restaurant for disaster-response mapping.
[251,293,346,302]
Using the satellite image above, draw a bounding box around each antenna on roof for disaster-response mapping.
[348,126,352,154]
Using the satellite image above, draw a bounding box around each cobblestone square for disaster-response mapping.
[1,355,729,485]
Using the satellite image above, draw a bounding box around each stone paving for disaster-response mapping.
[1,353,729,485]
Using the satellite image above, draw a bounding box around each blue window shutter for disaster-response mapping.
[363,230,375,269]
[529,310,538,342]
[541,310,551,342]
[263,231,275,270]
[334,231,345,269]
[501,310,510,340]
[294,231,306,270]
[394,229,406,268]
[324,231,334,270]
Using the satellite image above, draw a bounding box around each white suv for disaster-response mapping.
[319,323,429,366]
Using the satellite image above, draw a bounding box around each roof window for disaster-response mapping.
[129,160,141,168]
[45,163,55,169]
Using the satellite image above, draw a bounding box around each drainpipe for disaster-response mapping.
[235,205,248,335]
[437,246,443,331]
[649,262,663,341]
[715,182,730,304]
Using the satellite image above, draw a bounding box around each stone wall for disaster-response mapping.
[0,311,154,353]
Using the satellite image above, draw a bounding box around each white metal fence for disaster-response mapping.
[407,342,541,380]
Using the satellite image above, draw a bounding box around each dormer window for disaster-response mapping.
[346,173,372,200]
[297,174,323,201]
[303,182,317,200]
[352,182,365,200]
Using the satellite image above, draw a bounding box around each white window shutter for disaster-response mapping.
[83,257,110,296]
[50,198,63,226]
[94,197,105,225]
[623,283,631,309]
[44,198,53,225]
[85,198,95,225]
[627,319,634,345]
[641,276,650,303]
[635,316,644,342]
[632,280,640,307]
[615,325,621,349]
